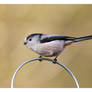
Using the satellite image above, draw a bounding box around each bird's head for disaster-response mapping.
[24,33,43,49]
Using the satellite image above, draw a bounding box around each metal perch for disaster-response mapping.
[11,58,80,88]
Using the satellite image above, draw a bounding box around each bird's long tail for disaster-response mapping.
[72,35,92,43]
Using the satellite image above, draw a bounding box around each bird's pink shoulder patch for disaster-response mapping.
[40,34,47,39]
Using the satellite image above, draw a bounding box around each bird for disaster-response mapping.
[24,33,92,63]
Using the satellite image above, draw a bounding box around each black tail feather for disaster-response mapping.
[73,35,92,43]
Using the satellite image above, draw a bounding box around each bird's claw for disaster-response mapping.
[39,56,42,62]
[53,58,57,64]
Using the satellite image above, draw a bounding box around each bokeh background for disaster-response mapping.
[0,4,92,88]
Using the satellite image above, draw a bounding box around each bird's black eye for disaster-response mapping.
[29,38,32,41]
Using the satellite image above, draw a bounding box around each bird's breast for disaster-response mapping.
[35,40,65,57]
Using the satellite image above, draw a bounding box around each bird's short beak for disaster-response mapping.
[24,42,27,45]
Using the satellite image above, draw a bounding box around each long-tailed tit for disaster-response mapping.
[24,33,92,62]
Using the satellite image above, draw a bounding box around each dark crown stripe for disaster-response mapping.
[27,33,43,40]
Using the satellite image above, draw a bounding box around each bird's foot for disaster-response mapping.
[53,58,57,64]
[39,56,43,62]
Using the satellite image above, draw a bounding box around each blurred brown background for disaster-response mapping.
[0,4,92,88]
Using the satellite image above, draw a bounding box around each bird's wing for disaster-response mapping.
[40,35,75,43]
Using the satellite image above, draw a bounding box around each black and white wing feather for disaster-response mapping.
[40,35,75,43]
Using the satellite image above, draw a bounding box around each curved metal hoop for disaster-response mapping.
[11,58,79,88]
